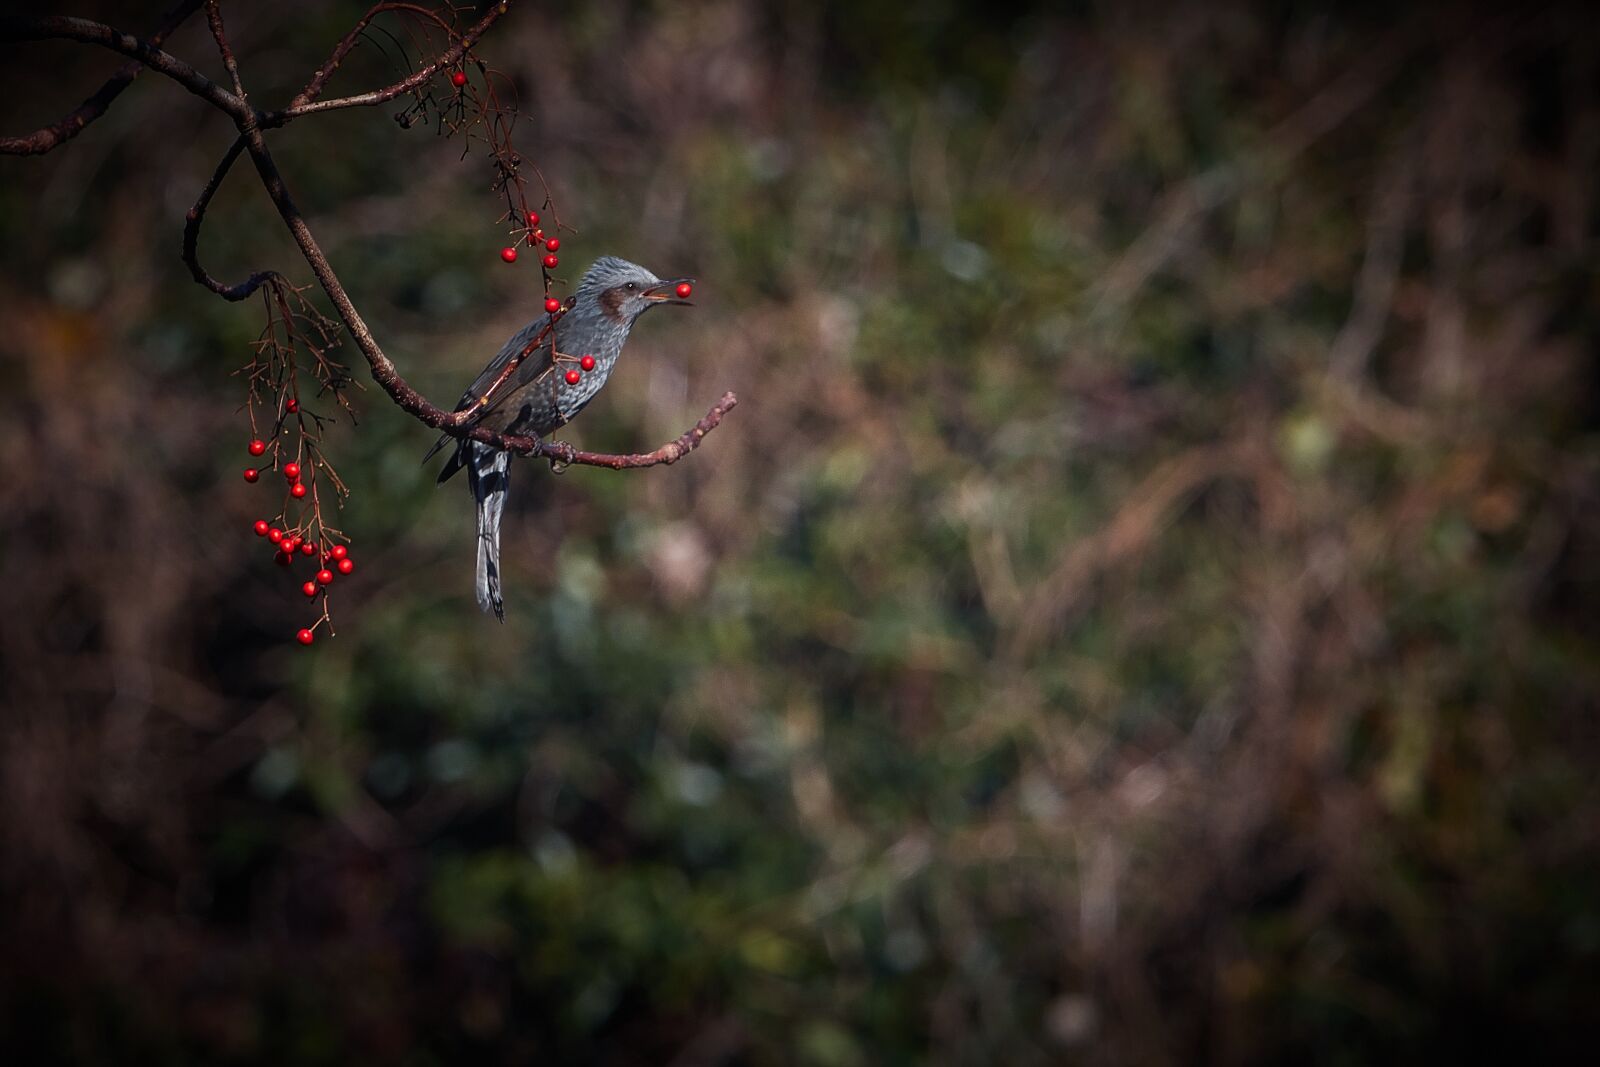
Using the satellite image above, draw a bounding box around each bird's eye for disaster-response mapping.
[625,282,637,291]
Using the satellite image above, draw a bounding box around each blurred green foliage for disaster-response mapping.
[1,1,1597,1064]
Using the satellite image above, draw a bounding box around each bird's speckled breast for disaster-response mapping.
[492,326,625,438]
[552,345,621,423]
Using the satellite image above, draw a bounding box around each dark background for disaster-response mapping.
[1,1,1597,1063]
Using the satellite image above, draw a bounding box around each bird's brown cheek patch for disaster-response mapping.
[599,288,627,322]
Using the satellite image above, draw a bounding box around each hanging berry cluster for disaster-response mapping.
[439,62,568,317]
[237,278,357,646]
[395,24,569,309]
[248,521,357,646]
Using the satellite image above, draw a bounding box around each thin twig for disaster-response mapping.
[183,135,280,300]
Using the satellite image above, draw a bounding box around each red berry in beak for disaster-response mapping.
[675,282,693,300]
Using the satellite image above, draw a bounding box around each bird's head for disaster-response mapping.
[575,256,694,325]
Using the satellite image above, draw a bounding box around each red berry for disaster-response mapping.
[302,581,318,597]
[284,535,301,550]
[579,354,595,371]
[297,628,314,646]
[565,369,581,385]
[337,557,354,575]
[244,468,260,483]
[254,520,270,537]
[545,297,562,314]
[275,551,293,567]
[283,462,301,480]
[526,210,540,227]
[268,527,284,543]
[317,569,335,585]
[248,439,266,456]
[450,70,467,88]
[286,398,299,413]
[501,246,518,264]
[330,544,348,560]
[290,482,308,499]
[545,237,560,253]
[543,253,559,269]
[300,541,317,556]
[675,282,693,299]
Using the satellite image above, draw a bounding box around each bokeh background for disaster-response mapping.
[2,1,1597,1062]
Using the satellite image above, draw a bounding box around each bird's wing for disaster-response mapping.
[453,314,560,429]
[422,315,564,470]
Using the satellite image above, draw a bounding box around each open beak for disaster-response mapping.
[645,277,695,306]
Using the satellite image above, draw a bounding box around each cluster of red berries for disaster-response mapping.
[243,436,352,647]
[247,446,312,500]
[500,210,562,271]
[251,518,355,646]
[562,353,599,386]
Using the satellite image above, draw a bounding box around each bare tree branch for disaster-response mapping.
[533,393,740,470]
[265,4,508,125]
[0,0,202,156]
[203,1,248,103]
[291,2,465,111]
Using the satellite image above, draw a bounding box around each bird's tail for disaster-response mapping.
[465,441,511,621]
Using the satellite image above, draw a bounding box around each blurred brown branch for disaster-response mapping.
[1007,441,1256,662]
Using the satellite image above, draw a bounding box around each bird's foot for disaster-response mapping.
[546,441,576,473]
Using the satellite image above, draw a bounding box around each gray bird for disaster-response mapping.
[424,256,693,619]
